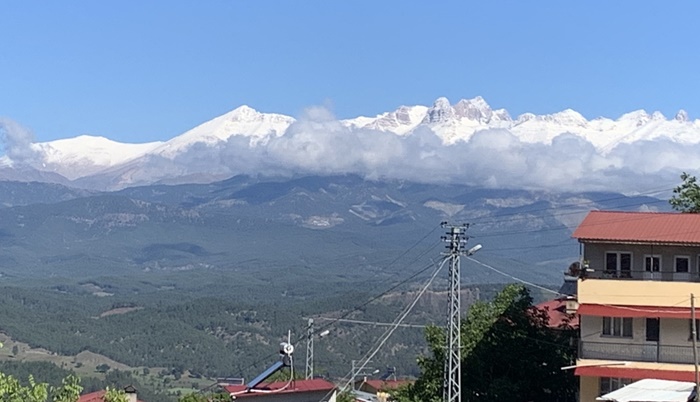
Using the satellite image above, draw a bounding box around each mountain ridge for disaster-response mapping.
[1,96,698,191]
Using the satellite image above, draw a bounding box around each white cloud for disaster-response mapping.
[209,107,696,195]
[5,107,698,195]
[0,118,41,166]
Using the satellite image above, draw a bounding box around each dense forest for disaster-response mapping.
[0,274,548,399]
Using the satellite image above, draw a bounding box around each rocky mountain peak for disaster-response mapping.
[422,97,456,124]
[453,97,494,122]
[675,109,689,122]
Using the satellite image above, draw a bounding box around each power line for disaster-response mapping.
[312,317,428,329]
[325,257,449,401]
[467,185,674,226]
[466,256,562,296]
[220,225,444,384]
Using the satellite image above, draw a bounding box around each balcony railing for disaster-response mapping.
[582,269,700,282]
[580,340,696,365]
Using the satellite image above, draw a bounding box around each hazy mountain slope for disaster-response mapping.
[0,175,667,285]
[0,181,93,208]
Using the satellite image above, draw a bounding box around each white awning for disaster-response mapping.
[597,379,696,402]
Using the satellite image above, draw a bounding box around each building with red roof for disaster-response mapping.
[536,298,579,329]
[224,378,337,402]
[77,386,141,402]
[353,378,411,394]
[571,211,700,402]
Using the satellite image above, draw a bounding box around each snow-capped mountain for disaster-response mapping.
[152,105,295,158]
[2,96,700,191]
[343,105,428,135]
[32,136,164,180]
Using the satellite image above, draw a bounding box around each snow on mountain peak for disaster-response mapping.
[618,110,651,127]
[675,109,689,122]
[12,95,700,190]
[550,109,587,126]
[367,105,428,134]
[422,97,456,124]
[229,105,261,121]
[153,106,296,158]
[513,109,586,128]
[651,111,665,120]
[515,113,536,124]
[453,97,496,122]
[30,135,164,180]
[341,105,428,135]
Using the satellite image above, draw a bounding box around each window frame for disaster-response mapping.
[605,251,633,278]
[644,254,661,272]
[600,377,632,395]
[602,317,633,338]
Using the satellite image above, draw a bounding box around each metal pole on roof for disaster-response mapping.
[692,294,699,402]
[305,318,314,380]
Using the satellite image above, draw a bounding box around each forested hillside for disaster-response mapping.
[0,279,524,380]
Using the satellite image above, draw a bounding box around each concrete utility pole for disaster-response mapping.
[441,222,480,402]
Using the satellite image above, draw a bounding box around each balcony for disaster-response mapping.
[582,269,700,282]
[580,340,696,365]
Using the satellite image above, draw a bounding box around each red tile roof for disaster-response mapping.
[535,299,579,329]
[78,391,106,402]
[225,378,336,398]
[78,390,143,402]
[572,211,700,245]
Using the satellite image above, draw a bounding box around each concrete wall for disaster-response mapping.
[579,376,599,402]
[578,278,700,308]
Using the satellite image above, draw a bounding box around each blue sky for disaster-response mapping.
[1,1,699,143]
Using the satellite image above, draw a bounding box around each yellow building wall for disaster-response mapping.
[579,376,599,402]
[578,278,700,308]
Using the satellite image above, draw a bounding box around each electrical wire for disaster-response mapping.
[229,357,296,398]
[205,186,678,395]
[206,225,444,391]
[331,257,449,400]
[466,256,562,296]
[467,185,674,226]
[312,317,428,328]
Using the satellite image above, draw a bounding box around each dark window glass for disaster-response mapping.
[676,257,690,273]
[646,318,659,342]
[606,253,618,273]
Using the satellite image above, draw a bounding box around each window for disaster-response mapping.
[600,377,632,395]
[689,319,700,341]
[676,256,690,273]
[605,252,632,278]
[602,317,633,338]
[645,255,661,272]
[646,318,659,342]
